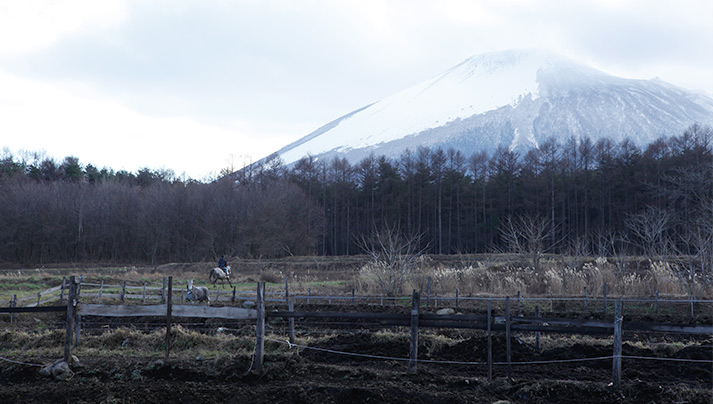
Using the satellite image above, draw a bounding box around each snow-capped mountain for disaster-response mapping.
[274,49,713,165]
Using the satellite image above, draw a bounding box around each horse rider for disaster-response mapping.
[218,255,227,272]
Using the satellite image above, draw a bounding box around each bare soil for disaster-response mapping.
[1,314,711,404]
[1,345,711,403]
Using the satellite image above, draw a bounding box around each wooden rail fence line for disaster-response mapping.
[2,278,711,390]
[7,275,712,320]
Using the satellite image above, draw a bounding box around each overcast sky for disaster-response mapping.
[1,0,711,180]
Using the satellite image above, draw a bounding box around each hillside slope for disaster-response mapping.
[273,49,713,164]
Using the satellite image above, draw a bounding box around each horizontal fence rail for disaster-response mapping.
[78,303,256,320]
[3,277,712,392]
[266,310,712,335]
[6,296,710,336]
[0,305,67,314]
[6,275,712,313]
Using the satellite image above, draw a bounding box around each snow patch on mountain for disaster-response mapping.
[273,49,713,166]
[278,50,550,163]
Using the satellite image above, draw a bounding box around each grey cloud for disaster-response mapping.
[2,2,380,123]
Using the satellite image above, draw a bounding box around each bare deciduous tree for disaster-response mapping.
[499,214,558,272]
[668,218,713,300]
[359,226,426,297]
[592,228,630,277]
[625,206,670,260]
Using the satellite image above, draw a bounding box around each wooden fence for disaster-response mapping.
[2,277,711,390]
[8,275,712,317]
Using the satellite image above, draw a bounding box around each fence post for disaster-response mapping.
[143,283,147,304]
[584,287,588,311]
[654,290,659,315]
[352,288,355,304]
[63,276,77,363]
[36,292,41,307]
[59,277,66,304]
[516,291,521,312]
[602,283,608,314]
[550,292,553,312]
[307,288,311,305]
[409,290,420,374]
[161,277,166,304]
[165,276,173,361]
[487,300,493,381]
[285,276,289,305]
[426,277,431,307]
[506,296,512,382]
[11,295,17,323]
[690,295,694,317]
[255,282,265,373]
[74,277,81,347]
[120,281,126,304]
[455,288,459,309]
[232,286,236,304]
[97,280,104,303]
[288,298,295,344]
[612,300,623,390]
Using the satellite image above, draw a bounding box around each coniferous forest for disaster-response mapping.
[0,125,711,266]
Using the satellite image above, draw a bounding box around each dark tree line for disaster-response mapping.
[0,124,711,265]
[0,152,324,265]
[281,124,711,260]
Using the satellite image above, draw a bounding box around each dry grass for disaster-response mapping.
[0,325,258,362]
[357,255,706,298]
[1,254,709,304]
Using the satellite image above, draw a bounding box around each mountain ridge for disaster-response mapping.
[271,49,713,165]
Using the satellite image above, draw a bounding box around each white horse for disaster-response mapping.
[186,280,210,304]
[209,265,232,287]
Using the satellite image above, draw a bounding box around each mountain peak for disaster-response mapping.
[460,48,567,71]
[273,49,713,165]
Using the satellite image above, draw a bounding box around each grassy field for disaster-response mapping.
[1,253,707,305]
[0,254,711,404]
